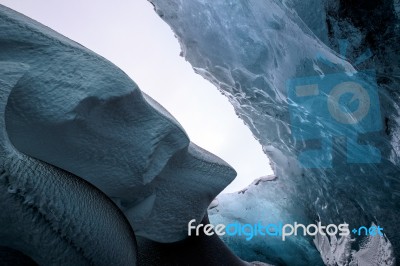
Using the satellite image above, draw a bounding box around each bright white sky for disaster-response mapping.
[0,0,273,193]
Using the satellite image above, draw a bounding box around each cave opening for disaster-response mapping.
[0,0,273,193]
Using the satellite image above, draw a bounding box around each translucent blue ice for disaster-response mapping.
[150,0,400,264]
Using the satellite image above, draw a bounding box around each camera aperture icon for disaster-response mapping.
[327,81,370,125]
[287,42,382,168]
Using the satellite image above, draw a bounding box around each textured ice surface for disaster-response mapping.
[314,225,395,266]
[150,0,400,264]
[0,4,236,244]
[0,62,137,265]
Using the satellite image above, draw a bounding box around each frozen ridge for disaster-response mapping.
[1,3,277,265]
[0,3,236,246]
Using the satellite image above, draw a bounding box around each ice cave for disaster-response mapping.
[0,1,399,265]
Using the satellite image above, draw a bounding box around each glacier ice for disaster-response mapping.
[209,177,396,265]
[0,0,236,251]
[208,176,323,265]
[150,0,400,264]
[313,226,395,266]
[1,0,400,264]
[0,62,137,265]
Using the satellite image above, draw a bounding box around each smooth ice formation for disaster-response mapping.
[150,0,400,264]
[209,177,322,265]
[0,62,137,265]
[0,3,236,246]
